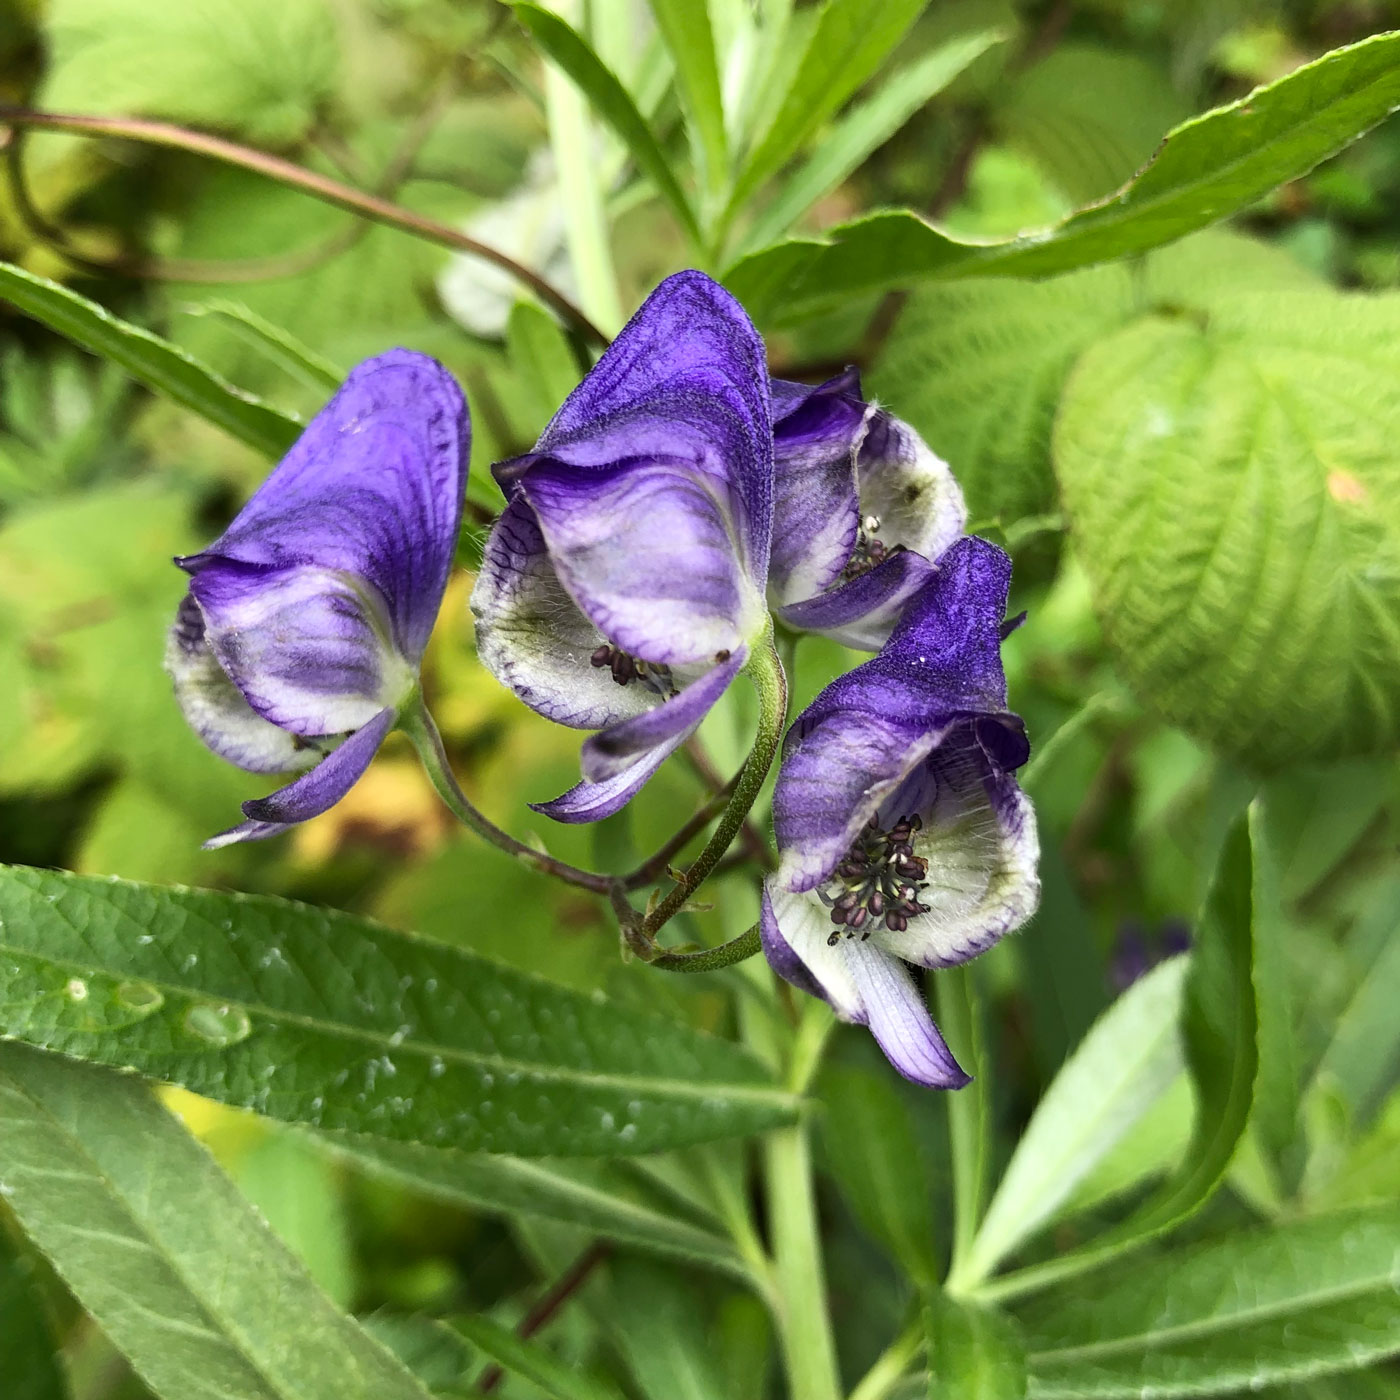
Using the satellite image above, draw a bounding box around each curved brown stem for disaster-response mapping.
[0,106,607,346]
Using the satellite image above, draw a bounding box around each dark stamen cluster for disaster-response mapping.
[820,813,931,945]
[590,644,676,696]
[841,514,905,582]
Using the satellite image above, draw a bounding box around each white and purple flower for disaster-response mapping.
[769,369,965,651]
[166,349,469,847]
[470,270,774,822]
[761,536,1040,1087]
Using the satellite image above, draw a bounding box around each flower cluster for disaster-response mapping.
[167,271,1038,1086]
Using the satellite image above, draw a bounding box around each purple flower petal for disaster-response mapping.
[164,593,322,774]
[189,562,409,738]
[470,498,657,731]
[179,349,468,662]
[580,647,746,783]
[846,946,970,1089]
[531,728,689,824]
[777,548,937,652]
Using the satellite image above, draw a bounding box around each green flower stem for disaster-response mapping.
[642,625,788,937]
[939,965,992,1296]
[400,697,613,896]
[847,1313,926,1400]
[646,923,761,972]
[620,775,738,890]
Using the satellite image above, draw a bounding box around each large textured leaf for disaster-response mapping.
[0,263,301,459]
[317,1134,746,1278]
[962,956,1190,1286]
[870,230,1315,522]
[1054,291,1400,768]
[0,866,796,1156]
[0,1043,434,1400]
[725,31,1400,320]
[41,0,339,145]
[0,1230,68,1400]
[1017,1206,1400,1397]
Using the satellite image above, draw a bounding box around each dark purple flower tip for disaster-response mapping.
[166,349,470,846]
[471,271,773,821]
[768,369,966,650]
[761,536,1039,1084]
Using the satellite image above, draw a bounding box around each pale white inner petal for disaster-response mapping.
[858,417,967,562]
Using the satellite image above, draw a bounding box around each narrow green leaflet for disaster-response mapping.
[0,1230,68,1400]
[729,0,928,212]
[0,1043,434,1400]
[1017,1206,1400,1398]
[927,1295,1028,1400]
[511,4,701,241]
[740,29,1002,252]
[646,0,728,202]
[178,299,343,392]
[0,866,797,1156]
[316,1134,747,1278]
[506,299,585,439]
[450,1315,625,1400]
[725,31,1400,321]
[961,956,1190,1287]
[0,263,301,458]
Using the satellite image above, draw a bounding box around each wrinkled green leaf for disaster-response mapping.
[0,1043,434,1400]
[1055,291,1400,768]
[1017,1206,1400,1397]
[449,1314,624,1400]
[726,31,1400,320]
[0,263,301,459]
[0,1229,68,1400]
[927,1295,1027,1400]
[0,866,797,1156]
[964,956,1190,1285]
[512,4,701,241]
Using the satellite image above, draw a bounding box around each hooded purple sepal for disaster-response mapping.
[167,349,469,846]
[761,536,1039,1088]
[768,369,967,650]
[471,271,774,820]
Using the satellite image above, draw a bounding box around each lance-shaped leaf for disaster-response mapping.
[0,866,797,1157]
[725,31,1400,322]
[0,262,301,458]
[0,1043,435,1400]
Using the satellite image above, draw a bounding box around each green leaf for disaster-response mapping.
[1017,1206,1400,1398]
[0,1230,68,1400]
[0,866,796,1156]
[505,299,584,441]
[819,1063,940,1288]
[0,263,300,459]
[646,0,728,202]
[1054,291,1400,768]
[0,1043,435,1400]
[177,300,343,393]
[741,29,1002,252]
[449,1315,624,1400]
[315,1134,747,1278]
[41,0,340,146]
[962,956,1190,1286]
[725,31,1400,320]
[730,0,928,212]
[869,230,1314,521]
[511,4,701,241]
[927,1295,1027,1400]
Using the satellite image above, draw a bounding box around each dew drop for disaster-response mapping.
[183,1002,252,1046]
[115,981,164,1017]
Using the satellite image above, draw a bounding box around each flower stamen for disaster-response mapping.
[841,514,904,582]
[590,643,677,697]
[820,812,931,944]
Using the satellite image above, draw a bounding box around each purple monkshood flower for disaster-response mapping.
[761,536,1040,1087]
[470,271,772,823]
[166,350,469,848]
[768,369,965,651]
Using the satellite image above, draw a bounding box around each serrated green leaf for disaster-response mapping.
[0,1043,434,1400]
[0,263,301,459]
[741,29,1002,252]
[730,0,928,212]
[0,1229,68,1400]
[449,1315,624,1400]
[962,956,1190,1286]
[726,31,1400,321]
[0,866,796,1156]
[315,1134,747,1279]
[647,0,728,202]
[1016,1206,1400,1398]
[927,1295,1027,1400]
[870,230,1313,521]
[1054,291,1400,768]
[511,4,701,242]
[41,0,340,146]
